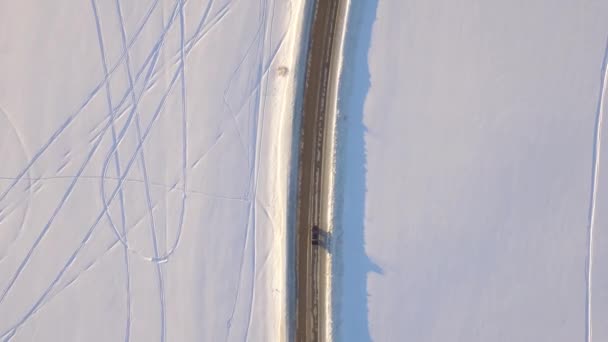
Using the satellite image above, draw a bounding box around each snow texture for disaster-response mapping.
[0,0,304,340]
[335,1,608,341]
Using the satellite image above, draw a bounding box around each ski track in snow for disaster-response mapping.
[0,0,292,339]
[586,37,608,342]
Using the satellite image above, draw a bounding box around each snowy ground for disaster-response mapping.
[0,0,305,341]
[335,1,608,341]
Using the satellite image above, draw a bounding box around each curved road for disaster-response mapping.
[295,0,346,341]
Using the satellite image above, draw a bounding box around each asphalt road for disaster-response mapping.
[294,0,345,341]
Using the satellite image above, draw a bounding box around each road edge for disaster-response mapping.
[322,0,351,340]
[285,1,317,341]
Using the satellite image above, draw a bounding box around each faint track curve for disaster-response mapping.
[0,0,165,210]
[586,38,608,342]
[0,6,195,336]
[98,0,227,265]
[90,1,133,340]
[224,0,270,339]
[0,107,32,263]
[99,0,180,264]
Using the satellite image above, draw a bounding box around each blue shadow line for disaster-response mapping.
[333,1,381,341]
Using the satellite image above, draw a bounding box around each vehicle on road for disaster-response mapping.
[312,225,321,246]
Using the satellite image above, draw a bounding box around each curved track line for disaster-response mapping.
[168,0,189,295]
[5,202,159,334]
[224,2,291,126]
[0,0,226,213]
[0,0,166,208]
[0,0,184,317]
[0,175,247,201]
[100,0,225,263]
[221,0,270,163]
[0,107,33,263]
[0,3,192,333]
[115,0,170,339]
[245,0,277,338]
[91,1,132,340]
[99,0,180,263]
[142,0,229,91]
[225,0,277,339]
[586,38,608,342]
[0,58,185,338]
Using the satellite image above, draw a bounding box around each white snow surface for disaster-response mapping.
[0,0,305,341]
[336,1,608,341]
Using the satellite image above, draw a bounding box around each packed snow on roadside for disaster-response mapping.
[0,0,305,340]
[335,1,608,341]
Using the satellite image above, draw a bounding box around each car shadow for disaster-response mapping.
[332,1,381,341]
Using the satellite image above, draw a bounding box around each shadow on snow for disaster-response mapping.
[333,1,381,341]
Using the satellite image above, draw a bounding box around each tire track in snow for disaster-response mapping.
[12,202,159,327]
[162,4,188,331]
[168,0,234,176]
[221,0,269,162]
[0,102,111,336]
[143,0,229,92]
[0,2,188,335]
[245,0,277,338]
[245,1,286,337]
[99,0,181,263]
[1,55,186,339]
[0,82,123,308]
[0,107,32,263]
[0,0,165,208]
[223,2,291,127]
[90,1,132,340]
[190,132,225,169]
[586,38,608,342]
[54,159,70,175]
[0,175,247,201]
[1,1,262,340]
[115,0,169,339]
[224,0,265,335]
[0,0,220,211]
[99,0,223,263]
[94,0,230,143]
[225,0,274,339]
[0,0,229,213]
[0,0,183,314]
[169,0,218,194]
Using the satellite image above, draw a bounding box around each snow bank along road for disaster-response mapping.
[0,0,307,341]
[294,0,347,341]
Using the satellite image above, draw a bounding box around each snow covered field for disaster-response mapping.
[336,1,608,341]
[0,0,305,340]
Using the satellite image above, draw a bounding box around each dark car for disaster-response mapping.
[312,225,321,245]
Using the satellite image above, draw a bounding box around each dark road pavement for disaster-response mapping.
[294,0,346,341]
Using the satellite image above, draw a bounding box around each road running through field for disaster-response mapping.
[294,0,346,341]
